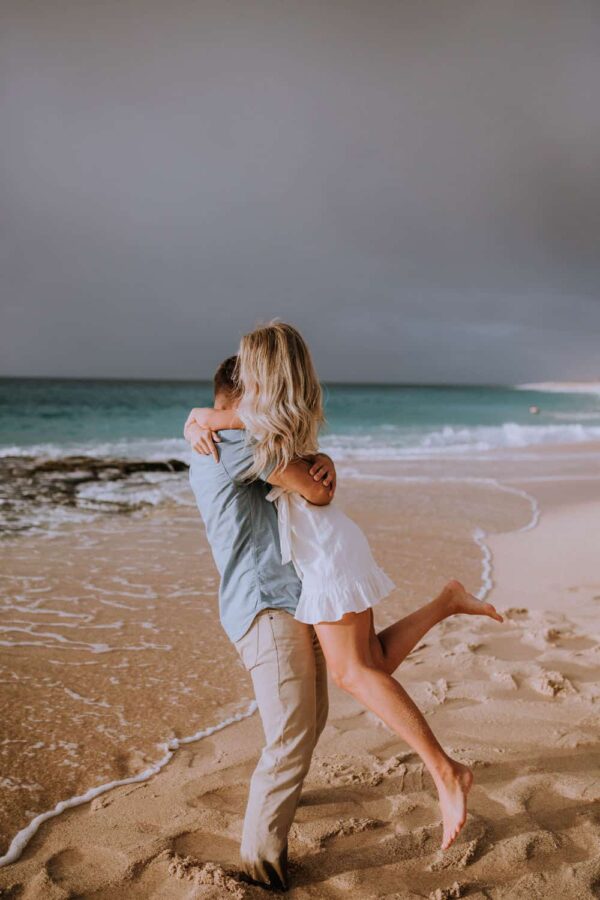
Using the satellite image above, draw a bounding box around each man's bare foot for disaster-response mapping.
[440,579,504,624]
[434,760,473,850]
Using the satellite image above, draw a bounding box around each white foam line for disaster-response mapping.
[0,620,123,631]
[342,470,541,528]
[343,469,541,600]
[472,528,494,601]
[0,624,172,652]
[0,641,173,653]
[0,606,90,620]
[0,700,258,868]
[470,481,540,601]
[492,482,540,533]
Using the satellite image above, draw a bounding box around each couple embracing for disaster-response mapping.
[185,321,503,892]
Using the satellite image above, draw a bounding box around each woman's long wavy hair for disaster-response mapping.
[236,321,324,479]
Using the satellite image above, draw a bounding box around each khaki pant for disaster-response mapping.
[233,608,329,891]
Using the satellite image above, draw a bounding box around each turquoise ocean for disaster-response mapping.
[1,378,599,534]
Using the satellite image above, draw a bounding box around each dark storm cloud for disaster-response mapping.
[1,0,599,382]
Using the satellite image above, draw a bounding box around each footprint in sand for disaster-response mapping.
[182,779,247,813]
[315,752,428,795]
[491,671,519,690]
[495,828,560,864]
[486,773,554,814]
[522,627,577,650]
[167,855,247,899]
[172,830,240,868]
[290,815,383,850]
[45,845,129,894]
[297,784,364,815]
[427,813,488,872]
[428,881,464,900]
[553,728,598,749]
[443,639,484,655]
[503,607,530,620]
[425,678,449,705]
[502,863,600,900]
[529,669,577,697]
[372,751,416,777]
[313,753,385,787]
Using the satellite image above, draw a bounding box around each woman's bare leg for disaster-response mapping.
[372,579,503,675]
[316,609,473,850]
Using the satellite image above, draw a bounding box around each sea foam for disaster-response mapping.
[0,702,258,868]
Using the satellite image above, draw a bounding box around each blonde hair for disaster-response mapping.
[237,321,324,479]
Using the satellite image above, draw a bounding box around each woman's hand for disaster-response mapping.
[188,423,221,462]
[309,453,337,496]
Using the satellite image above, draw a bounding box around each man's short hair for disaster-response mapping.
[213,355,241,399]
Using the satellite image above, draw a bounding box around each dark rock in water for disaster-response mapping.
[0,455,190,536]
[29,455,189,476]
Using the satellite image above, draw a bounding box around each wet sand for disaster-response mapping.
[0,445,599,897]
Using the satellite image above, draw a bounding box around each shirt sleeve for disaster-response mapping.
[218,434,276,484]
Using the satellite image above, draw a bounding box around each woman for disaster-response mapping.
[185,321,503,850]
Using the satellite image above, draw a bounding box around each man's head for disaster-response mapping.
[213,355,242,408]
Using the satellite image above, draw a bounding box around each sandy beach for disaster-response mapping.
[4,0,600,891]
[1,445,599,898]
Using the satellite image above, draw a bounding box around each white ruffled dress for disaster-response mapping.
[266,486,395,624]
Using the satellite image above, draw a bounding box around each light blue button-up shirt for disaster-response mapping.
[188,430,301,642]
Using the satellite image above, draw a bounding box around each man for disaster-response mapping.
[185,356,335,892]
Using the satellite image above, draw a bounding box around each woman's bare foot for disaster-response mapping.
[434,760,473,849]
[440,579,504,624]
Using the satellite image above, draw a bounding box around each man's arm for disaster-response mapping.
[267,456,336,506]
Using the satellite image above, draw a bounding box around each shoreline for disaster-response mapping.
[0,462,541,872]
[0,453,598,895]
[0,703,259,870]
[1,438,600,539]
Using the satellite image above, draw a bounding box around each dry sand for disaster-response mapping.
[0,454,599,898]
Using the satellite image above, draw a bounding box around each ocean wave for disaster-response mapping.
[321,421,600,459]
[515,381,600,395]
[2,421,599,535]
[2,421,600,471]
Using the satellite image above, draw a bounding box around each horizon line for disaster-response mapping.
[0,374,526,389]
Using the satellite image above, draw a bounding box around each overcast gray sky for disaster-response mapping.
[2,0,599,383]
